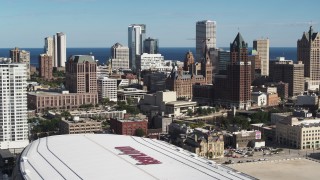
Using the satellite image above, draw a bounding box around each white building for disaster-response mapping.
[137,53,172,71]
[196,20,217,60]
[251,92,267,106]
[140,91,177,114]
[0,61,29,151]
[110,43,129,70]
[97,76,117,102]
[128,24,146,71]
[54,32,67,67]
[96,65,110,77]
[44,36,55,66]
[253,39,269,76]
[13,134,254,180]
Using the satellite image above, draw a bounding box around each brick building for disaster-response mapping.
[60,117,102,134]
[39,54,53,80]
[166,50,212,99]
[110,117,148,136]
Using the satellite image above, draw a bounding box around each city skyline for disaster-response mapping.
[0,0,320,48]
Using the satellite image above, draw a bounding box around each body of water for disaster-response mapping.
[0,47,297,67]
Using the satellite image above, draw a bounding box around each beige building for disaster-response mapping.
[165,101,197,117]
[183,129,224,159]
[27,91,98,112]
[253,38,269,76]
[276,116,320,149]
[60,117,102,134]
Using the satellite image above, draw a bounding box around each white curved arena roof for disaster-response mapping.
[19,134,255,180]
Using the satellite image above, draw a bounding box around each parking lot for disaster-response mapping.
[228,158,320,180]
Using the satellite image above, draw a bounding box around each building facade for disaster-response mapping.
[9,47,31,79]
[166,51,212,99]
[196,20,217,60]
[136,53,165,71]
[270,57,304,97]
[54,32,67,67]
[128,24,146,72]
[65,55,97,94]
[253,39,269,76]
[44,36,55,66]
[97,76,117,102]
[110,117,148,136]
[39,54,53,80]
[110,43,129,70]
[60,118,102,134]
[27,91,98,113]
[215,33,251,110]
[144,37,159,54]
[0,61,29,150]
[276,117,320,149]
[298,26,320,90]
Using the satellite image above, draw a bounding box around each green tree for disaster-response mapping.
[187,109,193,116]
[135,128,146,137]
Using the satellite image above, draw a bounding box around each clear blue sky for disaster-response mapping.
[0,0,319,48]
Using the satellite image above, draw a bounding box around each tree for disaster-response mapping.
[135,128,146,137]
[187,109,193,116]
[61,110,71,118]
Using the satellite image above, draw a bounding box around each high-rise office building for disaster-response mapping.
[39,54,53,80]
[44,37,55,66]
[97,77,117,102]
[65,55,97,93]
[110,43,129,70]
[214,33,251,110]
[128,24,146,72]
[298,26,320,90]
[0,59,29,150]
[196,20,216,60]
[270,57,304,97]
[54,32,67,67]
[9,47,31,79]
[253,39,269,76]
[144,37,159,54]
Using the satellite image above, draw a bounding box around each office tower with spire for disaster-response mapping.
[214,33,251,110]
[54,32,67,67]
[253,38,269,76]
[196,20,216,60]
[298,26,320,90]
[128,24,146,72]
[0,59,29,150]
[44,36,55,66]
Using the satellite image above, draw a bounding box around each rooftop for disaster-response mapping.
[18,134,254,180]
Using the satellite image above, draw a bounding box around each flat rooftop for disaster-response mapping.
[19,134,255,180]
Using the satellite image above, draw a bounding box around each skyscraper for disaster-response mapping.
[196,20,216,60]
[110,43,129,70]
[0,59,29,150]
[144,37,159,54]
[253,38,269,76]
[128,24,146,72]
[65,55,97,93]
[54,32,67,67]
[39,54,53,80]
[214,33,251,110]
[298,26,320,90]
[44,37,55,66]
[9,47,31,79]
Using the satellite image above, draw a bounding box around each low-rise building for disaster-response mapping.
[117,88,147,103]
[267,93,279,106]
[183,131,224,159]
[69,109,126,120]
[165,101,197,117]
[60,117,102,134]
[251,92,267,107]
[232,130,261,148]
[27,91,98,112]
[276,116,320,149]
[250,123,276,142]
[110,116,148,136]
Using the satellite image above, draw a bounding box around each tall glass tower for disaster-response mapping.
[54,32,67,67]
[196,20,216,60]
[128,24,146,72]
